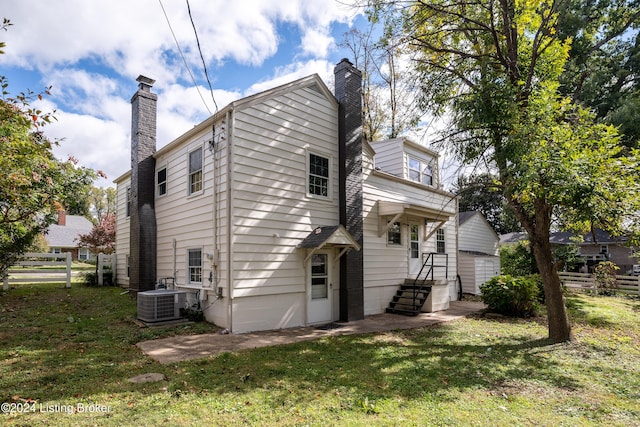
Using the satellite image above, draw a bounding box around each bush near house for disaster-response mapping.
[480,274,540,317]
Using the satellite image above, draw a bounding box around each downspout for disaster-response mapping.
[455,196,462,301]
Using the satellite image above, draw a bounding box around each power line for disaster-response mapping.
[185,0,218,115]
[158,0,212,115]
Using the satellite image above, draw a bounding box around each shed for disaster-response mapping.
[458,211,501,295]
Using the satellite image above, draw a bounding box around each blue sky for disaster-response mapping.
[1,0,368,187]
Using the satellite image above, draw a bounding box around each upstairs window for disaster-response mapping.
[408,157,433,186]
[157,167,167,196]
[189,148,203,195]
[308,153,329,197]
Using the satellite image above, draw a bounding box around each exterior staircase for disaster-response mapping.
[385,278,432,316]
[386,252,449,316]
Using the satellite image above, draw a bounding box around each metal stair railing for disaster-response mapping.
[411,253,448,308]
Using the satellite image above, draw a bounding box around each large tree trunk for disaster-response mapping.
[530,231,574,343]
[508,197,573,343]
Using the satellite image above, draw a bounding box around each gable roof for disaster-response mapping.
[45,215,94,248]
[298,225,360,250]
[154,73,334,160]
[458,211,500,240]
[458,211,477,226]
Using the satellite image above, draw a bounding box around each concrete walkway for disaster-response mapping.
[137,301,485,364]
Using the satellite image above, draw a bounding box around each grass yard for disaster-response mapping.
[1,283,639,426]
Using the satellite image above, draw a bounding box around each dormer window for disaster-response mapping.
[408,157,433,186]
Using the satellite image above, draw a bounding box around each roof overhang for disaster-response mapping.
[298,225,361,262]
[377,201,454,239]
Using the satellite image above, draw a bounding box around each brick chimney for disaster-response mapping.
[129,75,157,294]
[334,59,364,322]
[57,210,66,226]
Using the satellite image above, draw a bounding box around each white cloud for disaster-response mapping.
[2,0,363,188]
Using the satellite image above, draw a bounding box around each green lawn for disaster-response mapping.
[1,282,639,426]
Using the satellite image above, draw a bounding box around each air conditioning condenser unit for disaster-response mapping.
[137,289,187,322]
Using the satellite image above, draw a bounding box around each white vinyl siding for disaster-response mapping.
[114,175,131,287]
[362,152,458,315]
[229,84,339,332]
[153,123,227,302]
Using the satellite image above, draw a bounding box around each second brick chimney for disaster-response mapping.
[129,75,158,294]
[334,59,364,322]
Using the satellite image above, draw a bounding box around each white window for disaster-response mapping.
[78,248,90,261]
[311,253,329,299]
[408,157,433,186]
[189,148,203,195]
[188,248,203,285]
[50,247,62,254]
[157,167,167,196]
[308,153,329,197]
[387,221,402,245]
[436,228,446,254]
[126,186,131,217]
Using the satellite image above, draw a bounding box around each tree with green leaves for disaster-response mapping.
[366,0,640,342]
[557,0,640,148]
[341,24,424,141]
[0,19,98,278]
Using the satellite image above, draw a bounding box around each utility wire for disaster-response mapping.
[158,0,212,115]
[186,0,219,115]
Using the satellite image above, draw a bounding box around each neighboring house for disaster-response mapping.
[500,229,638,274]
[45,210,94,261]
[458,211,501,295]
[114,59,458,333]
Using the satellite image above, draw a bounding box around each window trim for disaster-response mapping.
[436,228,446,254]
[188,146,204,196]
[307,151,331,199]
[387,220,402,246]
[187,247,203,286]
[125,186,131,217]
[407,155,433,186]
[156,165,167,197]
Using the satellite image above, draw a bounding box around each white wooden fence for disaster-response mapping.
[3,252,72,290]
[558,271,640,296]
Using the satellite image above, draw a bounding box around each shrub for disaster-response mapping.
[480,275,540,317]
[82,269,114,286]
[594,261,619,295]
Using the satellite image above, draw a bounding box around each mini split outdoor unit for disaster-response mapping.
[137,289,187,322]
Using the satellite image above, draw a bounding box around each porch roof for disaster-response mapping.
[378,201,453,221]
[377,201,454,238]
[298,225,361,262]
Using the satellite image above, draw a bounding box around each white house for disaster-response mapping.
[114,59,458,333]
[458,211,500,295]
[45,210,94,261]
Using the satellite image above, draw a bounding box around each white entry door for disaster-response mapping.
[408,222,422,276]
[308,251,332,324]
